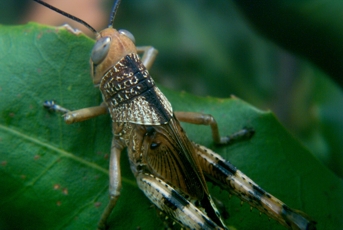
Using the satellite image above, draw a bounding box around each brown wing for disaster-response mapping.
[138,116,226,228]
[140,115,208,200]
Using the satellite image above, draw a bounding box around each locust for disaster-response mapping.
[36,0,316,229]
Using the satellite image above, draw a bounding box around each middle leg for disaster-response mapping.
[174,111,254,145]
[97,138,124,230]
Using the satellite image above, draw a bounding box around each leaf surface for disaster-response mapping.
[0,23,342,230]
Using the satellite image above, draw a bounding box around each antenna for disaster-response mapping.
[108,0,122,28]
[33,0,98,34]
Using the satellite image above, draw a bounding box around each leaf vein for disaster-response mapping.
[0,124,137,186]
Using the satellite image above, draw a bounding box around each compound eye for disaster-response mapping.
[119,29,135,44]
[91,36,111,65]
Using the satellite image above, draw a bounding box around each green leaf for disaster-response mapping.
[0,23,342,229]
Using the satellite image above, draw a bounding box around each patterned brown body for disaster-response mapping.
[100,53,172,125]
[99,53,227,228]
[95,50,316,229]
[36,1,317,228]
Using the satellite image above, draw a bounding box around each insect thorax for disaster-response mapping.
[100,53,173,125]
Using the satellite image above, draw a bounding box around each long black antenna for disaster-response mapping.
[34,0,98,34]
[108,0,122,28]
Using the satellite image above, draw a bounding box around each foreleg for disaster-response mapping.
[44,100,108,124]
[136,46,158,70]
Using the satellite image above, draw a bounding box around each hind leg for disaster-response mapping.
[192,143,316,230]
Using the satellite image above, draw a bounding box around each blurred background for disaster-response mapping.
[1,0,342,178]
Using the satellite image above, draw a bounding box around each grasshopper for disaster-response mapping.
[36,0,316,229]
